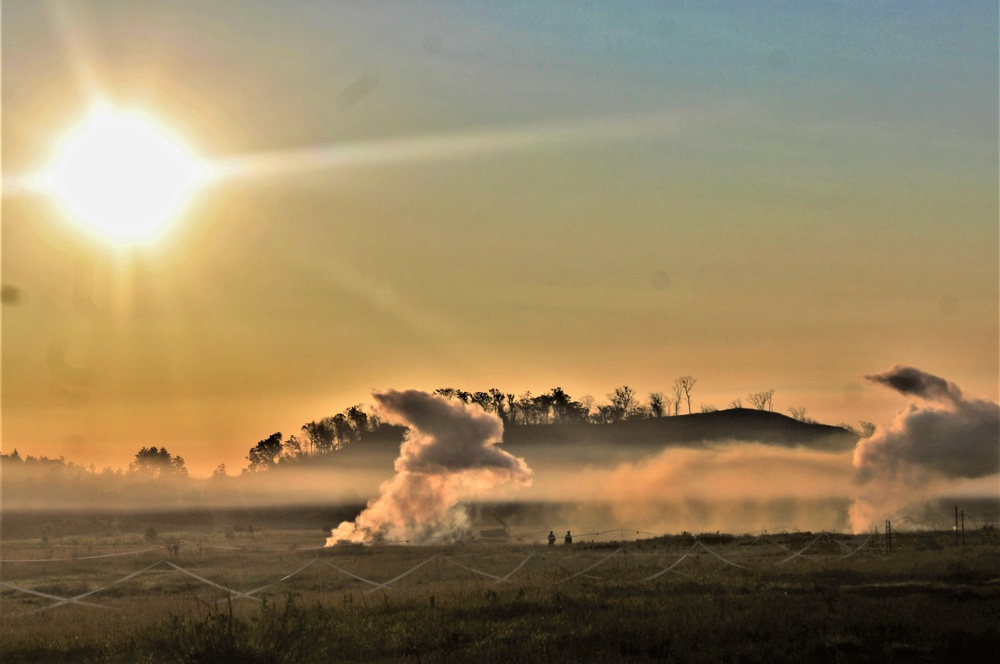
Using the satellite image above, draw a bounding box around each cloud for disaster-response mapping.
[850,366,1000,531]
[863,365,961,404]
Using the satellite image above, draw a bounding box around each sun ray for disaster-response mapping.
[202,110,689,185]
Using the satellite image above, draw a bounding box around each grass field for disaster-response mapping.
[2,509,999,663]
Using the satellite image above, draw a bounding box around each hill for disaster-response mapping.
[300,408,858,469]
[504,408,857,451]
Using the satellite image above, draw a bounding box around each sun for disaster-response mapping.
[42,106,206,243]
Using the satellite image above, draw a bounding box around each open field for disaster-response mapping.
[2,508,999,663]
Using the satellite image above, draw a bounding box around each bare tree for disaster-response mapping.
[788,407,810,422]
[675,376,697,414]
[670,382,683,416]
[838,422,859,435]
[729,398,742,409]
[701,404,718,413]
[748,389,775,411]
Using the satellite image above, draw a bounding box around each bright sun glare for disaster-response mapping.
[43,106,205,243]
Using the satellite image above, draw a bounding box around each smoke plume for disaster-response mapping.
[520,443,856,534]
[850,365,999,532]
[327,390,532,545]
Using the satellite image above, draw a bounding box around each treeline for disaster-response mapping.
[1,380,876,483]
[0,447,201,509]
[0,446,187,479]
[241,383,707,474]
[239,380,818,474]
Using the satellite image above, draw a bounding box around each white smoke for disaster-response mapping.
[850,366,1000,532]
[327,390,532,545]
[519,442,856,534]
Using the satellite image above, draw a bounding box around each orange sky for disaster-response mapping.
[3,1,997,476]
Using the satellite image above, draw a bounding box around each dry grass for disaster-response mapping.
[2,516,999,662]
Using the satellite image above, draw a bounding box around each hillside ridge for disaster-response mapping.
[294,408,859,470]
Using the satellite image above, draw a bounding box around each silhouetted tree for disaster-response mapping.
[539,387,587,423]
[129,446,187,478]
[676,376,697,414]
[593,403,621,424]
[648,392,666,418]
[471,391,493,413]
[435,387,458,400]
[282,435,304,462]
[345,405,369,442]
[489,388,508,421]
[748,389,775,411]
[670,382,683,416]
[246,432,283,473]
[330,413,352,447]
[171,456,187,477]
[3,449,23,463]
[608,385,638,422]
[788,407,813,422]
[211,463,228,479]
[302,418,337,454]
[514,392,539,424]
[505,393,517,419]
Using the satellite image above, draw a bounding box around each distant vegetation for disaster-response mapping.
[0,379,876,508]
[242,381,874,474]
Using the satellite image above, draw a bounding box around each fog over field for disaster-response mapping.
[320,367,997,540]
[4,367,994,540]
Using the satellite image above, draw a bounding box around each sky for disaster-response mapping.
[2,1,998,477]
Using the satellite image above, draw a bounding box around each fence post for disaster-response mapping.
[955,505,960,546]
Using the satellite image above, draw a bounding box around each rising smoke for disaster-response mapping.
[326,390,532,545]
[519,443,856,534]
[850,365,1000,532]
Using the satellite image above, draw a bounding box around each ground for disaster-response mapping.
[1,508,998,663]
